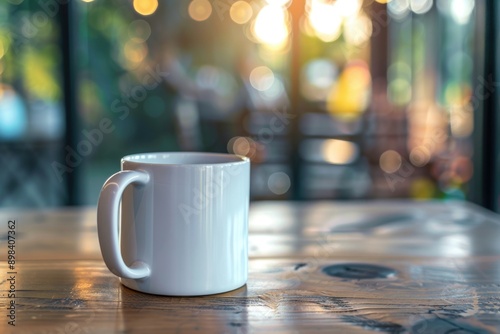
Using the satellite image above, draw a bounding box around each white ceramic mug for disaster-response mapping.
[97,152,250,296]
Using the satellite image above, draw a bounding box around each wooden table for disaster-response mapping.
[1,200,500,333]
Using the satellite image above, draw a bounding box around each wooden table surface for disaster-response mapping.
[1,200,500,333]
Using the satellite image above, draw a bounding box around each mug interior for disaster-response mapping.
[122,152,247,165]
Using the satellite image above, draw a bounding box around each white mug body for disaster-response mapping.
[98,152,250,296]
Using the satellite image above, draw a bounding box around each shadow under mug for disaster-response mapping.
[97,152,250,296]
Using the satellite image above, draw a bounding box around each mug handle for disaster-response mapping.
[97,170,151,279]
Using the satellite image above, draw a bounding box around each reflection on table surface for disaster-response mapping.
[1,200,500,333]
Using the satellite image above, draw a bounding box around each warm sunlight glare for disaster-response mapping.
[230,1,253,24]
[188,0,213,21]
[308,0,342,42]
[133,0,158,16]
[252,4,289,48]
[322,139,358,165]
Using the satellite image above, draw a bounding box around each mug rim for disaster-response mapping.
[121,152,249,166]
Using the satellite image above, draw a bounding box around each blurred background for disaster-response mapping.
[0,0,499,210]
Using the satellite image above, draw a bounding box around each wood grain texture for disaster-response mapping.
[1,200,500,333]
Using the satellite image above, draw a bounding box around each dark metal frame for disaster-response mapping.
[59,1,79,206]
[470,0,499,211]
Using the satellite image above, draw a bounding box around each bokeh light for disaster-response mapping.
[410,177,436,199]
[336,0,362,17]
[321,139,358,165]
[450,156,473,183]
[249,66,275,91]
[388,62,412,83]
[327,61,371,120]
[388,0,410,20]
[388,78,412,106]
[437,0,475,25]
[253,4,289,48]
[188,0,213,22]
[260,76,285,100]
[301,59,338,101]
[233,137,252,156]
[230,1,253,24]
[133,0,158,16]
[268,172,291,195]
[128,20,152,42]
[307,0,342,42]
[450,0,475,25]
[23,49,60,100]
[0,86,28,140]
[227,136,257,158]
[124,39,148,65]
[379,150,402,173]
[196,66,221,89]
[410,0,433,14]
[300,15,316,37]
[450,105,473,138]
[409,146,431,167]
[343,12,373,46]
[388,61,412,106]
